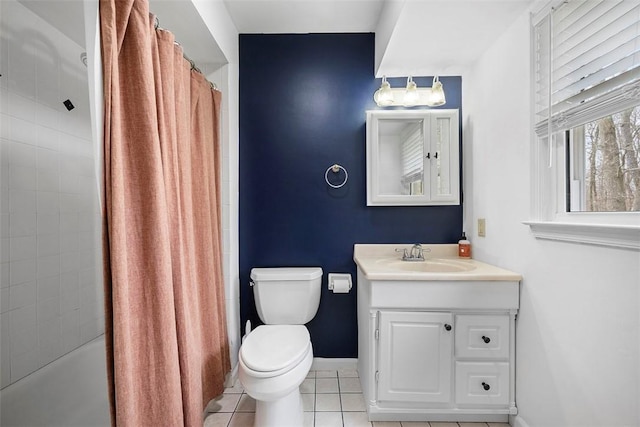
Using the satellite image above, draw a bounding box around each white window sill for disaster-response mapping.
[523,221,640,250]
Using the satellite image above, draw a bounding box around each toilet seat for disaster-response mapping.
[240,325,311,378]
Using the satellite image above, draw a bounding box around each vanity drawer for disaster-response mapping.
[455,362,509,406]
[455,314,509,359]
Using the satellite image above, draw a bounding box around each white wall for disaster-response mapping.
[0,0,104,388]
[464,10,640,427]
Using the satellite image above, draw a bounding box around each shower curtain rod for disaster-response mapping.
[153,15,218,91]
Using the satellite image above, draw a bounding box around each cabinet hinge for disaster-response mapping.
[375,371,379,383]
[374,329,379,340]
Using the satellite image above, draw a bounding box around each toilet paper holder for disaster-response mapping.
[328,273,352,293]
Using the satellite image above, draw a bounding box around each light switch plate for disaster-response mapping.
[478,218,486,237]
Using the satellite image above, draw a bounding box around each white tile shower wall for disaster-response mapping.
[206,63,241,371]
[0,0,104,388]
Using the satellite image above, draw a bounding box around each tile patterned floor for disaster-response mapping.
[203,370,512,427]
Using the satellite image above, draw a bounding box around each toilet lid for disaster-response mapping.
[240,325,310,373]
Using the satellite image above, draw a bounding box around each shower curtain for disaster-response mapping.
[99,0,230,425]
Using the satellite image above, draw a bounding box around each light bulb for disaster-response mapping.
[374,76,394,106]
[428,76,446,106]
[403,76,419,107]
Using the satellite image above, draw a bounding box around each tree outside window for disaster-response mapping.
[570,106,640,213]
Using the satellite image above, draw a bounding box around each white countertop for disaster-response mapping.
[353,244,522,281]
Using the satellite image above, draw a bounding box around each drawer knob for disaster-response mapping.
[481,382,491,391]
[482,335,491,344]
[444,324,452,331]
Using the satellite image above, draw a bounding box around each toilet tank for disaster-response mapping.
[250,267,322,325]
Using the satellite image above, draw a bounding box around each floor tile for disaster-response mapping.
[203,412,232,427]
[316,393,342,411]
[216,372,506,427]
[303,411,315,427]
[300,378,316,393]
[205,393,241,413]
[235,394,256,412]
[315,411,344,427]
[317,377,340,393]
[316,369,338,378]
[338,368,359,378]
[224,380,244,394]
[341,393,366,411]
[343,411,372,427]
[339,377,362,393]
[228,412,254,427]
[302,393,315,411]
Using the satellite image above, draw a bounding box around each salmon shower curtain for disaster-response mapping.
[99,0,230,425]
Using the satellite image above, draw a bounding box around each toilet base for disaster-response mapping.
[254,387,303,427]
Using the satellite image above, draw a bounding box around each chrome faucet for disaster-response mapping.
[396,244,429,261]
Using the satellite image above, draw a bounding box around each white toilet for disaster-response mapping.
[238,267,322,427]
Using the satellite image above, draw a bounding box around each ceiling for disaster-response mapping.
[223,0,535,76]
[18,0,534,76]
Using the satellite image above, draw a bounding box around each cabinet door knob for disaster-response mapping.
[482,335,491,343]
[481,382,490,391]
[444,324,452,331]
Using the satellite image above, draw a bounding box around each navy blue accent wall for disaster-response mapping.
[239,34,462,358]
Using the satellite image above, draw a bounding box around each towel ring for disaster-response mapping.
[325,164,348,189]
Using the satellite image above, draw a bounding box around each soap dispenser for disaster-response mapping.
[458,233,471,258]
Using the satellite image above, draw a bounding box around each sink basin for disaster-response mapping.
[375,258,476,273]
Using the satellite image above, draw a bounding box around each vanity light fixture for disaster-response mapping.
[373,75,446,107]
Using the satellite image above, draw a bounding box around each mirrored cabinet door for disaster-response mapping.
[430,111,458,203]
[367,109,459,206]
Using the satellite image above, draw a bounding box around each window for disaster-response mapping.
[528,0,640,249]
[568,106,640,213]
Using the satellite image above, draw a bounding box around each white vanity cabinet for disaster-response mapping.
[356,266,520,423]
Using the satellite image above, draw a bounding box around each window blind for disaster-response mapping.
[534,0,640,137]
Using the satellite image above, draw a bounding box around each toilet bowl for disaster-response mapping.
[238,267,322,427]
[239,325,313,427]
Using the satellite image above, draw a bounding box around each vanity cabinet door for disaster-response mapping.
[377,311,453,403]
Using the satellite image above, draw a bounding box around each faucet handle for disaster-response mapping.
[395,248,409,260]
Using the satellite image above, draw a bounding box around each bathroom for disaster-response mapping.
[1,1,639,427]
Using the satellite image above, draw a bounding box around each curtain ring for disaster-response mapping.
[325,164,348,189]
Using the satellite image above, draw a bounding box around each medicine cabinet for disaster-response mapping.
[366,109,460,206]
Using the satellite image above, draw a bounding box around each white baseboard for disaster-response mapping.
[311,357,358,372]
[511,414,530,427]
